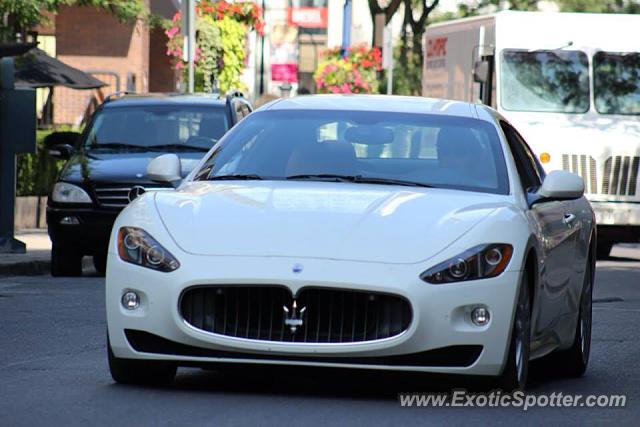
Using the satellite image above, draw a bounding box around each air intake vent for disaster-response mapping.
[602,156,640,196]
[562,154,597,194]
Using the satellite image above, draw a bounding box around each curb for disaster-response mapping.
[0,259,51,276]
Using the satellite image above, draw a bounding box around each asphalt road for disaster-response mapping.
[1,248,639,426]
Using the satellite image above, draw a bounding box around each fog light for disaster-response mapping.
[60,216,80,225]
[121,291,140,310]
[471,306,490,326]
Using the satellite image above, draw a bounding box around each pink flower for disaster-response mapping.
[166,27,179,38]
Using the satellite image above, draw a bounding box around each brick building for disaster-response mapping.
[50,0,178,125]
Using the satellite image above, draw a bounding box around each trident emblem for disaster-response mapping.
[283,300,306,334]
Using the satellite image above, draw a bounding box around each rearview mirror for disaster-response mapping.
[147,154,182,185]
[532,170,584,205]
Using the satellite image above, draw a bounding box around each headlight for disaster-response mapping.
[51,182,92,203]
[420,244,513,284]
[117,227,180,272]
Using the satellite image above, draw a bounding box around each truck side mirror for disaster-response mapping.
[473,59,490,84]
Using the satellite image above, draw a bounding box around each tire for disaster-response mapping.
[497,273,531,391]
[108,337,177,386]
[596,242,613,259]
[51,245,82,277]
[93,252,107,277]
[553,258,593,377]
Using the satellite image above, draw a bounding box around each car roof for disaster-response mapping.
[102,93,229,108]
[263,95,478,118]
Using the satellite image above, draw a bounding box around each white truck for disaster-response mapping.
[422,11,640,257]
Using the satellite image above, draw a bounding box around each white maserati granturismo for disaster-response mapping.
[105,95,595,390]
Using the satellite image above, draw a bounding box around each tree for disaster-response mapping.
[367,0,404,45]
[0,0,150,43]
[457,0,538,17]
[556,0,640,13]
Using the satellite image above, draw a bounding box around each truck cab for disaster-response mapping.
[423,11,640,257]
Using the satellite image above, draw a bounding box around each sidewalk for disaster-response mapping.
[0,229,51,276]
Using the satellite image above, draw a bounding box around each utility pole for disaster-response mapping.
[341,0,352,57]
[181,0,196,93]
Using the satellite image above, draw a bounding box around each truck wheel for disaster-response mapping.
[596,242,613,259]
[108,337,176,386]
[51,245,82,277]
[93,252,107,276]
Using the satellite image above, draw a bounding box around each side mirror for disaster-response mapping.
[473,59,490,84]
[147,154,182,185]
[532,170,584,206]
[43,131,81,149]
[47,143,74,160]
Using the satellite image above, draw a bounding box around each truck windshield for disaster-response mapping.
[84,105,229,151]
[500,50,590,113]
[594,52,640,115]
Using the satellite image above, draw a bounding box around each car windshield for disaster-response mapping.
[500,50,590,113]
[84,105,229,151]
[193,110,510,195]
[594,51,640,115]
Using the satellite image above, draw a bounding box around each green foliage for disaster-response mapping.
[16,129,67,197]
[215,17,248,93]
[0,0,151,42]
[556,0,640,13]
[197,15,222,93]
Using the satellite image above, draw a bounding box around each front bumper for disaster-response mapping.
[106,253,522,376]
[591,201,640,228]
[47,206,119,254]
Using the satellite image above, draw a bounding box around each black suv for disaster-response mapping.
[46,92,252,276]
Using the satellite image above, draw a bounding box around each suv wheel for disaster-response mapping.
[93,252,107,276]
[51,245,82,277]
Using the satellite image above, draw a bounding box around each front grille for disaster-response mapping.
[180,286,412,343]
[602,156,640,196]
[562,154,597,194]
[93,183,171,208]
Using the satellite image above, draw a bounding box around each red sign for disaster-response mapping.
[426,37,448,58]
[270,64,298,83]
[287,7,328,28]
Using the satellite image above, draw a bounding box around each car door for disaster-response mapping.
[502,122,579,345]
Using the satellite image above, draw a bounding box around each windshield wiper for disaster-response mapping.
[286,174,433,188]
[87,142,148,151]
[351,176,434,188]
[285,174,358,182]
[147,143,210,152]
[208,174,264,181]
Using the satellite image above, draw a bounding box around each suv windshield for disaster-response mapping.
[594,51,640,115]
[501,50,590,113]
[193,110,509,195]
[84,105,229,151]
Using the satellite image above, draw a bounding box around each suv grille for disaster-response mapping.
[180,286,412,343]
[93,184,172,208]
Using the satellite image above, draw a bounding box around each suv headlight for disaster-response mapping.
[117,227,180,272]
[420,244,513,284]
[51,182,92,203]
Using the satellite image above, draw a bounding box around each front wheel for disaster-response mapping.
[554,258,593,377]
[108,337,177,386]
[496,273,531,391]
[51,245,82,277]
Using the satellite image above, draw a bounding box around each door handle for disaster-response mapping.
[563,213,576,224]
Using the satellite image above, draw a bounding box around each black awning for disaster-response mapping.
[14,48,106,89]
[0,42,37,58]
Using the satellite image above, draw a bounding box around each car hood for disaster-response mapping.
[154,181,506,264]
[59,151,204,183]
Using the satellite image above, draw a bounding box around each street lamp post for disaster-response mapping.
[341,0,352,57]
